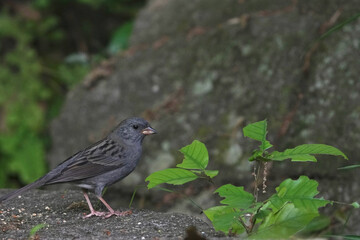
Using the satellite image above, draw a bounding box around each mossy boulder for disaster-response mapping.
[47,0,360,234]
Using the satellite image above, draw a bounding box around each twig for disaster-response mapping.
[237,212,251,234]
[253,160,263,202]
[262,162,268,193]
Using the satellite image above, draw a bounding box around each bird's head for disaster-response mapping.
[111,117,156,144]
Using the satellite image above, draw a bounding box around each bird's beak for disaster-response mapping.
[142,126,157,135]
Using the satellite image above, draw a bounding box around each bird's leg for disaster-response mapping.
[82,191,106,218]
[97,196,132,218]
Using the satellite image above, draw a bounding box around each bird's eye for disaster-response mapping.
[133,125,139,129]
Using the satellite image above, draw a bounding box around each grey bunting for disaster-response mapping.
[0,117,156,218]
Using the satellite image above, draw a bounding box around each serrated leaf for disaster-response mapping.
[177,140,209,170]
[204,206,245,234]
[250,203,319,239]
[145,168,198,189]
[243,120,272,151]
[215,184,254,209]
[270,144,348,162]
[204,170,219,178]
[212,211,245,235]
[270,176,330,212]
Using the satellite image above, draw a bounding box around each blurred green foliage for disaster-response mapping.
[0,10,51,186]
[0,0,145,188]
[107,22,133,54]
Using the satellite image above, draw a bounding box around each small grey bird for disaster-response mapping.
[0,117,156,218]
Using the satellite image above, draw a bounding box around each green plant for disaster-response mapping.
[0,9,90,187]
[146,120,358,239]
[0,10,50,186]
[146,140,218,189]
[107,21,134,54]
[29,223,48,239]
[320,13,360,40]
[0,0,143,188]
[338,165,360,170]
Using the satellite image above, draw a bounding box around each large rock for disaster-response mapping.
[0,189,221,239]
[47,0,360,234]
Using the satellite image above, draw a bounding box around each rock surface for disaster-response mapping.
[0,189,223,239]
[46,0,360,235]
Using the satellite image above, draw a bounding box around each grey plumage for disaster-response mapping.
[0,117,156,218]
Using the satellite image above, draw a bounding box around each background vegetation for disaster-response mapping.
[0,0,146,187]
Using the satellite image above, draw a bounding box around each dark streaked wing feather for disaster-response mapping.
[46,138,126,184]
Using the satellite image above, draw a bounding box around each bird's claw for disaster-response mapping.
[82,211,107,218]
[83,210,132,218]
[104,210,133,218]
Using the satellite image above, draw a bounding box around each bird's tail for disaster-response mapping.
[0,176,49,203]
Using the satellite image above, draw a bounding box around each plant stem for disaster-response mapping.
[252,162,258,200]
[238,214,250,234]
[262,162,268,193]
[253,160,264,202]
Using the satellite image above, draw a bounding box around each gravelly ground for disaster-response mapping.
[0,189,231,240]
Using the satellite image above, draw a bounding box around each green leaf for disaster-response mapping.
[212,211,245,235]
[342,235,360,240]
[270,176,330,212]
[338,165,360,170]
[215,184,255,209]
[254,208,272,220]
[298,215,331,235]
[107,21,133,54]
[204,205,231,221]
[29,223,47,237]
[351,202,360,209]
[320,13,360,40]
[204,206,245,234]
[145,168,198,189]
[250,203,319,239]
[177,140,209,170]
[249,150,263,162]
[270,144,348,162]
[204,170,219,178]
[243,120,272,151]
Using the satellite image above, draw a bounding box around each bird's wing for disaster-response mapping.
[46,139,127,184]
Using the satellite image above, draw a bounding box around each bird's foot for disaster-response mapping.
[82,210,107,218]
[104,210,133,218]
